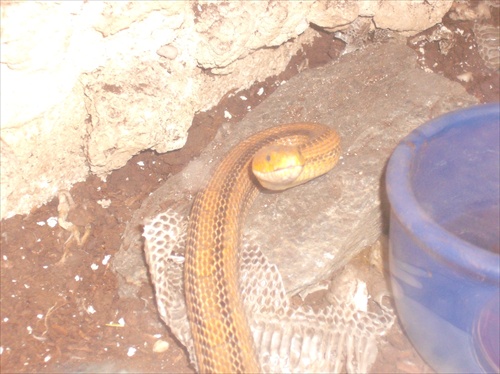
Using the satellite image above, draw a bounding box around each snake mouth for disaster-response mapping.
[253,164,303,190]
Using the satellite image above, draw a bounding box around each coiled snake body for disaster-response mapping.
[184,123,341,373]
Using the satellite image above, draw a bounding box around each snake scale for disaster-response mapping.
[184,122,341,373]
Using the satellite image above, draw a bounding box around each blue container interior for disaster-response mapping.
[387,103,500,373]
[412,114,499,259]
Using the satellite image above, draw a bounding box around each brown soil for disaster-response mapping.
[1,9,498,374]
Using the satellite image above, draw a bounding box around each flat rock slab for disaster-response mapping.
[114,41,477,298]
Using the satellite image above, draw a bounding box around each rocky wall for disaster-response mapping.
[0,0,453,219]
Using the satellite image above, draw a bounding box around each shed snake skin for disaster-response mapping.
[184,122,341,373]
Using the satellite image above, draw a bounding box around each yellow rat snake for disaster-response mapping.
[184,122,341,373]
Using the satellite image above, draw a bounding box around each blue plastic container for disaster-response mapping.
[386,104,500,373]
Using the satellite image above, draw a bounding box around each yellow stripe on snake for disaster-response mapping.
[184,122,341,373]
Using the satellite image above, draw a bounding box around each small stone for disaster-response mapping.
[152,339,170,353]
[457,72,473,83]
[157,44,178,60]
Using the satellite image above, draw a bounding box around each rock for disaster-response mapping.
[115,41,478,298]
[0,1,453,219]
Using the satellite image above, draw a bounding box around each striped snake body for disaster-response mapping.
[184,123,341,373]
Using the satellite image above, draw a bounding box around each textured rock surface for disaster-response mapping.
[0,1,453,219]
[115,42,477,299]
[473,22,500,70]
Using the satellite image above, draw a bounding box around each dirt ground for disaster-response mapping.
[1,7,499,374]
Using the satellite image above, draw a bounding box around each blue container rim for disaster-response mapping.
[386,103,500,281]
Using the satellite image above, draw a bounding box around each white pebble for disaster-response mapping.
[153,339,170,353]
[157,44,178,60]
[102,255,111,265]
[97,199,111,209]
[127,347,137,357]
[47,217,58,228]
[457,72,473,82]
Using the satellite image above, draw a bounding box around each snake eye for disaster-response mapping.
[266,155,271,162]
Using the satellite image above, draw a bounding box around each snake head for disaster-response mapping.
[252,145,305,190]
